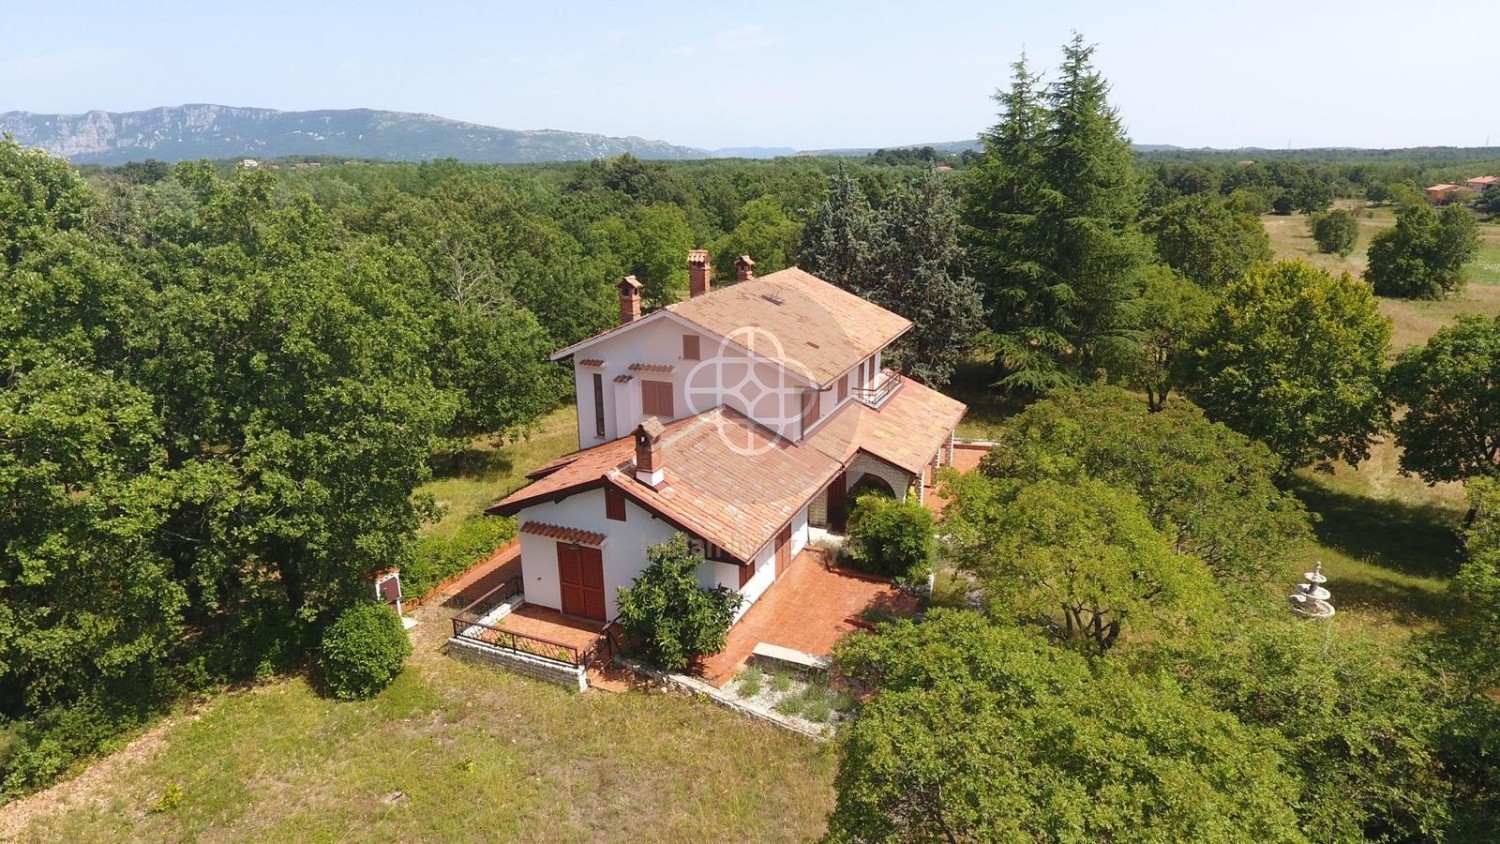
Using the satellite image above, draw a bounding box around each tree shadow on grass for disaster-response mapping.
[428,446,517,482]
[1288,477,1464,581]
[944,358,1029,437]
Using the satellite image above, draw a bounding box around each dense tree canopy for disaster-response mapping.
[973,386,1309,583]
[827,610,1305,844]
[1387,315,1500,488]
[1366,202,1481,299]
[1146,192,1272,288]
[1188,260,1391,470]
[801,167,984,388]
[963,37,1152,390]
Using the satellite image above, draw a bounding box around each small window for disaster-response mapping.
[592,373,606,438]
[682,334,700,361]
[605,488,626,521]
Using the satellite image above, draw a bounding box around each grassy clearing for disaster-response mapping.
[1262,204,1500,352]
[420,405,579,539]
[4,634,835,842]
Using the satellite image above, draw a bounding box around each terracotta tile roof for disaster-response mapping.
[1468,176,1499,185]
[665,268,911,388]
[628,362,675,373]
[520,521,606,546]
[578,358,605,367]
[688,249,711,264]
[490,407,843,563]
[806,372,968,476]
[613,374,634,383]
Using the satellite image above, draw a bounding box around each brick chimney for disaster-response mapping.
[634,418,665,487]
[735,254,756,281]
[688,249,712,298]
[617,275,643,325]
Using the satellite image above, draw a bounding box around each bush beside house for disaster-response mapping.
[846,493,936,584]
[319,603,412,701]
[617,534,742,672]
[406,516,518,597]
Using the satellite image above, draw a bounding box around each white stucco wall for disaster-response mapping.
[516,489,676,621]
[515,490,811,624]
[567,314,886,448]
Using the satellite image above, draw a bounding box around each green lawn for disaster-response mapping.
[1470,234,1500,286]
[420,406,580,539]
[3,630,835,842]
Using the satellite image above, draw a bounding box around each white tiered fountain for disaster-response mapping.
[1288,562,1335,619]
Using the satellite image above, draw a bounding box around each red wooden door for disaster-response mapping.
[774,526,792,579]
[557,542,607,621]
[827,472,848,533]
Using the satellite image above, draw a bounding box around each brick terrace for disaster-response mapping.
[697,548,921,687]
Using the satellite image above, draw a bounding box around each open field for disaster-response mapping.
[1261,202,1487,638]
[1261,202,1500,352]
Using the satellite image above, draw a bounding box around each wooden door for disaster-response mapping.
[557,542,607,621]
[827,472,848,533]
[774,526,793,579]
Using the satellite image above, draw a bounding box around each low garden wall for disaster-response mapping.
[447,634,588,693]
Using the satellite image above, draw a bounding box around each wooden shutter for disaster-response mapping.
[802,390,820,429]
[642,380,674,418]
[738,562,753,588]
[682,334,700,360]
[605,488,626,521]
[838,374,848,402]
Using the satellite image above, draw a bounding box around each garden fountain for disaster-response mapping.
[1288,562,1335,619]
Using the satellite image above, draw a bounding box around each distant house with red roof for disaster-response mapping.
[1466,176,1499,194]
[1427,183,1462,203]
[485,252,966,627]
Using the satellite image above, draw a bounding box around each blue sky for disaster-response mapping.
[5,0,1497,150]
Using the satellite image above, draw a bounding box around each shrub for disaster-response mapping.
[616,534,742,672]
[846,493,936,583]
[319,602,412,701]
[736,666,764,698]
[1366,202,1480,299]
[406,515,517,597]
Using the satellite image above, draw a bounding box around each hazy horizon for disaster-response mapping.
[8,0,1498,151]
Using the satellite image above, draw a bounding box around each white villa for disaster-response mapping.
[485,250,967,631]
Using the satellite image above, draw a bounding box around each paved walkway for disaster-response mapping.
[698,548,921,687]
[922,443,988,516]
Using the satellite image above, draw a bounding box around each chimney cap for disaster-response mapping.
[636,417,665,440]
[736,255,755,268]
[687,249,711,265]
[618,275,643,292]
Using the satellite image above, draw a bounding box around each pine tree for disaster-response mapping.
[801,168,984,389]
[798,165,884,298]
[879,169,985,387]
[964,36,1151,391]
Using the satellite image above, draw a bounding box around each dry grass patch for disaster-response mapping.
[1262,205,1500,352]
[4,627,835,843]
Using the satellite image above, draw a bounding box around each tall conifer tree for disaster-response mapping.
[964,36,1150,391]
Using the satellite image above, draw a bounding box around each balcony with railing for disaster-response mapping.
[852,372,900,409]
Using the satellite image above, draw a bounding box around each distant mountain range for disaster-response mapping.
[0,105,726,164]
[0,104,1208,165]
